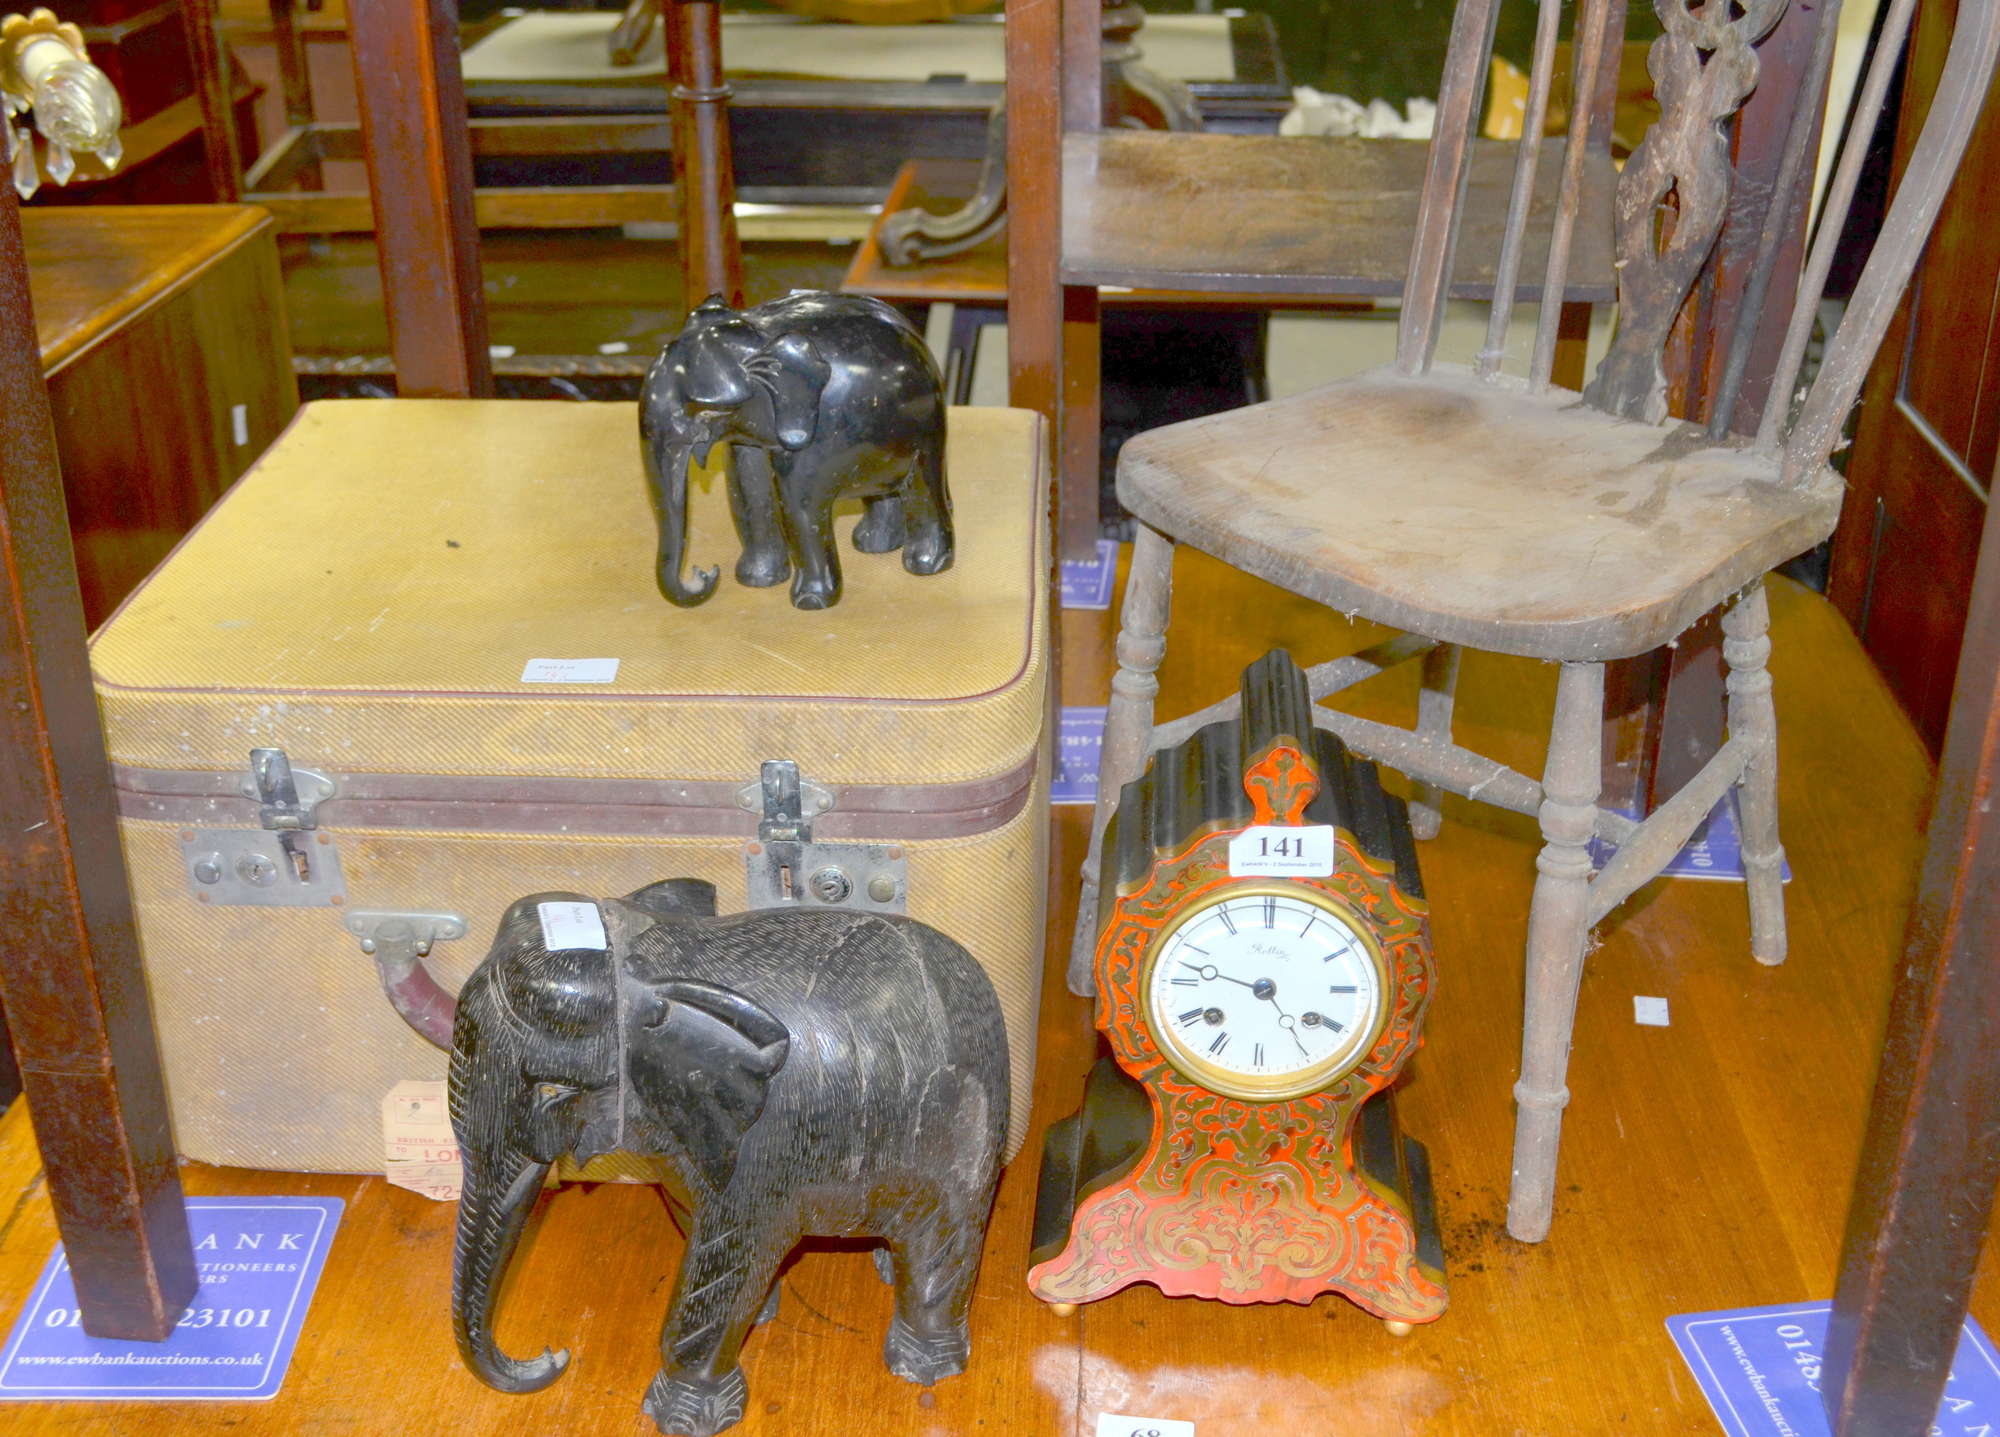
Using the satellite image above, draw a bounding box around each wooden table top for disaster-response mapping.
[843,158,1383,310]
[847,136,1616,309]
[1062,131,1619,301]
[0,560,1981,1435]
[23,204,273,373]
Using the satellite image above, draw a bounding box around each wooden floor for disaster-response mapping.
[0,552,1978,1434]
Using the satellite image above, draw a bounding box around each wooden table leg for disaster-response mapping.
[180,0,242,202]
[665,0,744,308]
[1060,285,1103,559]
[0,188,197,1343]
[1823,472,2000,1433]
[348,0,493,398]
[1550,299,1590,392]
[1005,0,1072,557]
[267,0,323,190]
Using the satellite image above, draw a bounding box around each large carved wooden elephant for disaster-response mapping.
[447,879,1009,1437]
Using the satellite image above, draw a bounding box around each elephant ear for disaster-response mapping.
[636,979,790,1192]
[623,879,719,919]
[745,334,831,451]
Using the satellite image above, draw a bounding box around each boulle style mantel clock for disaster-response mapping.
[1028,650,1446,1329]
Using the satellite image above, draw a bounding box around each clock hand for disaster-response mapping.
[1180,961,1256,990]
[1252,979,1312,1056]
[1273,1008,1312,1060]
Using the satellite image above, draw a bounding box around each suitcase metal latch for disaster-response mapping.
[181,748,345,906]
[741,760,906,914]
[244,747,332,830]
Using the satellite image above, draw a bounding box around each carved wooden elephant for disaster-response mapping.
[447,879,1009,1437]
[639,291,953,610]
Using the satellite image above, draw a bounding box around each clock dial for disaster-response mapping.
[1143,887,1385,1099]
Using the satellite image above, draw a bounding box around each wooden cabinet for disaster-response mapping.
[1829,0,2000,752]
[26,203,296,626]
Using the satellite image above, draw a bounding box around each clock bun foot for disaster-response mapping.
[1049,1303,1078,1318]
[1383,1320,1414,1338]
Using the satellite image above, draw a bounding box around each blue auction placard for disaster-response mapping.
[0,1196,342,1402]
[1668,1300,2000,1436]
[1055,705,1107,805]
[1060,539,1119,611]
[1591,793,1793,884]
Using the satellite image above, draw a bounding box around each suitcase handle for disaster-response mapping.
[349,911,465,1050]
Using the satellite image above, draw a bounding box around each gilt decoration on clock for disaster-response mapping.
[1028,650,1446,1326]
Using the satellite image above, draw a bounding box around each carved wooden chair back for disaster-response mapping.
[1398,0,2000,477]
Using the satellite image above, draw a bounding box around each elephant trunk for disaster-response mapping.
[452,1144,569,1393]
[647,434,721,607]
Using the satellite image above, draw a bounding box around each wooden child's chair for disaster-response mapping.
[1072,0,2000,1243]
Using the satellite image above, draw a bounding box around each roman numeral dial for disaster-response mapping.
[1144,888,1384,1100]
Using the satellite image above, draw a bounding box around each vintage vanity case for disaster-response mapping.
[89,399,1049,1169]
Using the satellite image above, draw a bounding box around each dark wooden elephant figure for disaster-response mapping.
[640,291,953,610]
[447,878,1009,1437]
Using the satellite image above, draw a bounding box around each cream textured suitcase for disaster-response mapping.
[91,399,1049,1169]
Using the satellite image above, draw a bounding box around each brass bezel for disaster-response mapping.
[1139,880,1393,1102]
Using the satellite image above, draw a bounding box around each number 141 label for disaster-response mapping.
[1227,824,1335,877]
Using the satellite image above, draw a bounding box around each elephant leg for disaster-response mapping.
[898,440,953,577]
[881,1203,979,1387]
[727,445,788,589]
[781,463,844,610]
[643,1212,785,1437]
[852,494,907,554]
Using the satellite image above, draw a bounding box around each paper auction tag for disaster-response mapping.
[520,657,620,684]
[383,1080,461,1202]
[1227,824,1335,878]
[538,901,608,951]
[1094,1416,1195,1437]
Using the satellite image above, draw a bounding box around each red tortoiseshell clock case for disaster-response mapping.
[1027,650,1446,1324]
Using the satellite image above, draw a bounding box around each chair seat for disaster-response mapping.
[1116,364,1845,661]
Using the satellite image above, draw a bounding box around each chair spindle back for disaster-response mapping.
[1395,0,2000,483]
[1394,0,1624,385]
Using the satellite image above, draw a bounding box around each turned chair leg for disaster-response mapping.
[1507,661,1604,1243]
[1723,581,1787,965]
[1409,643,1461,840]
[1070,524,1174,997]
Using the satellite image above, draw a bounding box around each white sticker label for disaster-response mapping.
[1227,824,1336,878]
[382,1079,461,1202]
[520,657,621,684]
[538,901,608,951]
[230,403,249,447]
[1634,995,1671,1027]
[1095,1416,1195,1437]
